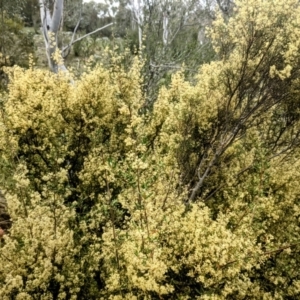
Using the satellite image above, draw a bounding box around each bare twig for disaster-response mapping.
[62,1,83,58]
[220,242,300,269]
[62,23,114,54]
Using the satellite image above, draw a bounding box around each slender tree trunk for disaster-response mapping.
[39,0,113,73]
[39,0,67,73]
[1,0,5,60]
[162,9,169,47]
[130,0,143,50]
[137,0,143,50]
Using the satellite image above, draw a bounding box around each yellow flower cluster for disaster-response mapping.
[0,0,300,298]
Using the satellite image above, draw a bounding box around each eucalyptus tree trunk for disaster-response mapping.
[39,0,113,73]
[137,0,143,50]
[162,9,169,47]
[39,0,67,73]
[130,0,143,50]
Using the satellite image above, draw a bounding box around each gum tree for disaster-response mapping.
[38,0,113,72]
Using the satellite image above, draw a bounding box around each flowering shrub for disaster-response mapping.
[1,0,300,298]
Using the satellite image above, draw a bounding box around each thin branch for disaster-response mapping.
[162,170,175,211]
[187,151,218,203]
[62,23,114,53]
[0,252,17,266]
[62,0,83,58]
[149,62,195,72]
[220,242,300,269]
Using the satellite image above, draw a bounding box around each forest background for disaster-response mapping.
[1,0,300,299]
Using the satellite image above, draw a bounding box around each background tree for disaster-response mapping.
[21,0,40,32]
[38,0,113,73]
[0,11,34,90]
[93,0,224,106]
[0,0,25,17]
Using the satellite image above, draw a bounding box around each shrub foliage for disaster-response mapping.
[1,0,300,299]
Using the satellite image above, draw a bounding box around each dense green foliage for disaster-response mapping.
[1,0,300,299]
[0,13,34,89]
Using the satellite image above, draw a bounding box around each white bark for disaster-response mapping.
[39,0,114,72]
[130,0,143,50]
[162,10,169,46]
[137,0,142,50]
[39,0,67,73]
